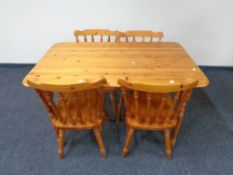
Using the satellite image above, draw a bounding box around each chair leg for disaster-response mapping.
[109,90,117,120]
[164,129,172,159]
[171,121,182,147]
[98,124,103,134]
[58,129,65,159]
[122,127,135,157]
[53,125,59,142]
[104,107,110,120]
[116,94,123,124]
[171,104,186,147]
[93,127,107,158]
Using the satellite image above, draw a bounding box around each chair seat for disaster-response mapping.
[126,117,177,130]
[52,118,103,130]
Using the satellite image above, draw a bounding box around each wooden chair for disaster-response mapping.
[118,79,198,159]
[124,30,164,42]
[27,78,107,159]
[74,29,120,120]
[74,29,120,42]
[116,30,164,123]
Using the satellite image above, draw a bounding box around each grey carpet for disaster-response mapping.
[0,65,232,175]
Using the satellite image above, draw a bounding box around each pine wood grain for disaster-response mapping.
[119,79,198,159]
[73,29,122,119]
[28,78,107,159]
[22,42,209,88]
[124,30,164,42]
[74,29,119,42]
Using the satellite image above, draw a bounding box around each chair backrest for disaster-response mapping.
[124,30,164,42]
[74,29,119,42]
[27,78,106,126]
[118,79,198,126]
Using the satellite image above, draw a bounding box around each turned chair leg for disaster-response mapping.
[58,129,65,159]
[164,129,172,159]
[109,90,117,120]
[104,107,110,120]
[122,127,135,157]
[171,122,181,147]
[171,105,186,147]
[93,127,107,158]
[53,125,59,143]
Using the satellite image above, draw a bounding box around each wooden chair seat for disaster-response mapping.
[125,118,176,130]
[52,118,103,130]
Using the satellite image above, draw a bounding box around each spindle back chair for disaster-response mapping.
[27,78,107,159]
[74,29,119,42]
[124,30,164,42]
[74,29,121,120]
[116,30,164,121]
[118,79,198,159]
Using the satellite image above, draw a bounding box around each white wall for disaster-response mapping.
[0,0,232,66]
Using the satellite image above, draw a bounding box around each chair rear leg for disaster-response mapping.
[93,127,107,158]
[116,94,123,124]
[58,129,65,159]
[109,90,117,120]
[164,129,172,159]
[53,125,59,143]
[122,127,135,157]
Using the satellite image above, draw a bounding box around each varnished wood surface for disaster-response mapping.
[73,29,122,120]
[31,79,107,159]
[74,29,119,42]
[124,30,164,42]
[119,79,198,159]
[22,42,209,88]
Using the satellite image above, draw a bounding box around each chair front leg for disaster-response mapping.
[164,129,172,159]
[171,103,186,147]
[58,129,65,159]
[122,127,135,157]
[93,127,107,158]
[53,125,59,143]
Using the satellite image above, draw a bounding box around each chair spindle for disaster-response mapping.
[146,93,152,124]
[118,79,198,159]
[91,35,94,42]
[134,90,139,121]
[155,95,166,123]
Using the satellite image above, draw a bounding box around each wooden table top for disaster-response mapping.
[22,42,209,88]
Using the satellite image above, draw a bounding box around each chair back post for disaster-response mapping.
[133,90,139,121]
[145,93,152,124]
